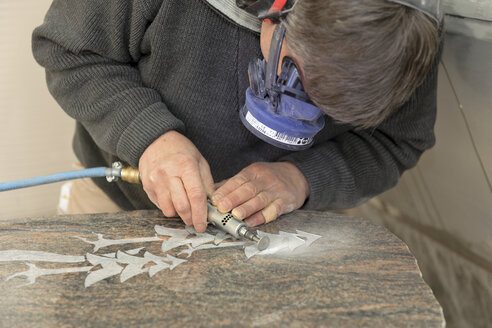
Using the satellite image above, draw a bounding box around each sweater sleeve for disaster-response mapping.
[32,0,185,167]
[281,46,441,211]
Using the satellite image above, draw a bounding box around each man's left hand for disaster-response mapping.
[211,162,310,226]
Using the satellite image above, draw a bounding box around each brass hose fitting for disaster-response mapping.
[120,166,141,184]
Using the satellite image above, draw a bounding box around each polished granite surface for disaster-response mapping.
[0,210,443,327]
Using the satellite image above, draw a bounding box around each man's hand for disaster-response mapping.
[138,131,214,232]
[211,162,310,226]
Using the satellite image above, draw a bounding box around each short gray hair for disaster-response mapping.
[285,0,439,128]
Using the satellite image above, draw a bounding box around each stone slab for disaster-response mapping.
[0,210,443,327]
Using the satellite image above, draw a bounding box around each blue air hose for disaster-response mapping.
[0,167,120,192]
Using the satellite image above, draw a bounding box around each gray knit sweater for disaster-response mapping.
[32,0,439,211]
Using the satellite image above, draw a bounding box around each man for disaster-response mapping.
[32,0,440,232]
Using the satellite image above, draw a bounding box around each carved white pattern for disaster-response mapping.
[244,230,322,259]
[1,225,321,288]
[5,263,93,287]
[73,234,163,252]
[178,242,247,258]
[0,250,85,263]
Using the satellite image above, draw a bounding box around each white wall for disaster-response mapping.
[355,15,492,327]
[443,0,492,21]
[0,0,77,219]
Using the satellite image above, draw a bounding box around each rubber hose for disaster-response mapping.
[0,167,113,192]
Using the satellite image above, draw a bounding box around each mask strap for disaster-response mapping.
[236,0,296,23]
[387,0,442,23]
[265,23,286,108]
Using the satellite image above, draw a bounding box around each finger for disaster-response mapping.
[157,191,178,218]
[231,191,271,220]
[243,211,266,227]
[142,176,177,217]
[169,177,192,226]
[211,173,249,211]
[213,180,227,192]
[145,189,159,208]
[262,199,283,223]
[140,168,159,206]
[181,168,208,232]
[144,172,178,217]
[199,159,215,198]
[220,176,272,214]
[243,199,283,227]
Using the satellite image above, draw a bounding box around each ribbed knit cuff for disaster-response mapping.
[280,150,334,210]
[117,102,185,167]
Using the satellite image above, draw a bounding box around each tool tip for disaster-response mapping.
[257,236,270,251]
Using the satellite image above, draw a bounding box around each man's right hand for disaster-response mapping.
[138,130,215,232]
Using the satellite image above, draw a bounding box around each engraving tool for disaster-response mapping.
[206,201,270,251]
[104,163,271,250]
[115,164,270,250]
[0,162,270,251]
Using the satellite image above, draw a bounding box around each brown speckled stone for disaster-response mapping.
[0,210,443,327]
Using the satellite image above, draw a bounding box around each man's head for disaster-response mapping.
[262,0,439,128]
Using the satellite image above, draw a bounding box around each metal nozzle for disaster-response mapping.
[257,236,270,251]
[238,226,270,251]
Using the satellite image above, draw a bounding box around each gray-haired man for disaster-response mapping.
[33,0,441,231]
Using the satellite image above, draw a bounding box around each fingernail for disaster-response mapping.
[217,199,232,213]
[231,208,245,220]
[211,194,223,205]
[196,222,207,232]
[244,217,255,227]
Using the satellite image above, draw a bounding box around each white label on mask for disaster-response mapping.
[245,111,312,146]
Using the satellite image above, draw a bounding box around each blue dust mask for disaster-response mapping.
[239,23,325,151]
